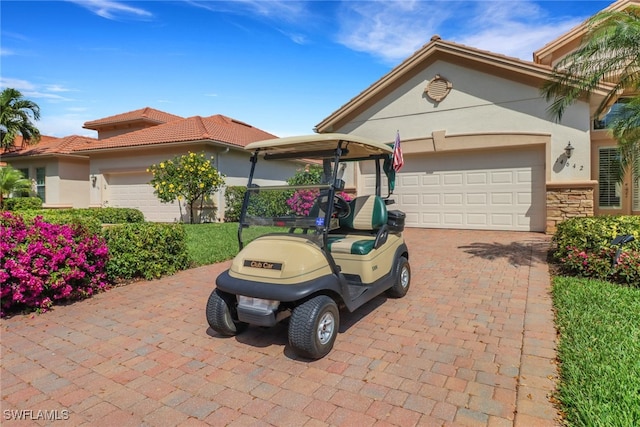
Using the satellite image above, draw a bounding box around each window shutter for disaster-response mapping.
[598,148,621,209]
[634,159,640,211]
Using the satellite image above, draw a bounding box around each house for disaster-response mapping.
[4,1,637,230]
[2,135,95,208]
[2,108,301,222]
[315,0,638,233]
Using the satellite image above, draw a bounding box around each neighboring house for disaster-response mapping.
[315,0,638,233]
[1,135,94,208]
[2,107,301,222]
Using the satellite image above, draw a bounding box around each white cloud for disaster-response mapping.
[334,0,593,64]
[186,0,312,44]
[455,1,586,60]
[45,84,76,93]
[335,1,455,64]
[67,0,153,20]
[187,0,307,22]
[0,78,75,102]
[37,114,94,138]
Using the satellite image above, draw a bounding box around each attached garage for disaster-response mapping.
[106,172,181,222]
[362,147,546,232]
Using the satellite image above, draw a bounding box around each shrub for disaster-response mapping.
[248,189,290,217]
[18,210,103,236]
[4,197,43,211]
[83,207,145,224]
[102,223,190,281]
[224,186,245,222]
[0,212,109,317]
[224,186,290,221]
[287,190,352,216]
[286,165,323,186]
[553,216,640,286]
[553,215,640,259]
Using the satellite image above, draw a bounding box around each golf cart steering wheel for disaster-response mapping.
[319,194,351,219]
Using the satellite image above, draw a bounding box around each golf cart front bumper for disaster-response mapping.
[216,270,343,302]
[235,295,285,327]
[216,270,344,327]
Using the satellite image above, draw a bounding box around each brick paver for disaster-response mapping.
[0,229,557,426]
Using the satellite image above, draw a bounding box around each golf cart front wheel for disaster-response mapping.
[387,256,410,298]
[206,290,248,336]
[288,295,339,359]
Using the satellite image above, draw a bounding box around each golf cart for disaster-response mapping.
[206,133,410,359]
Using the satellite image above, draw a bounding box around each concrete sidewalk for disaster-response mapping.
[1,229,557,426]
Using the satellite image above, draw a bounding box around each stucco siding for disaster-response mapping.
[337,59,592,184]
[87,144,300,221]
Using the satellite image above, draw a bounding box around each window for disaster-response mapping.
[18,168,29,179]
[35,167,46,202]
[594,98,632,130]
[598,148,621,209]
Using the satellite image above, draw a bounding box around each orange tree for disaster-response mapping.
[148,152,224,223]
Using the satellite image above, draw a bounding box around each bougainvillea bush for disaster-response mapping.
[0,212,109,317]
[287,190,352,216]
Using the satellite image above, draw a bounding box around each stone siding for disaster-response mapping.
[546,187,594,234]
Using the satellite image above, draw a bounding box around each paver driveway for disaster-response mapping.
[1,229,557,426]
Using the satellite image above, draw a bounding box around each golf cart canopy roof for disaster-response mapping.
[245,133,393,161]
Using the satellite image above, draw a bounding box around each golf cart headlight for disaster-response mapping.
[238,296,279,313]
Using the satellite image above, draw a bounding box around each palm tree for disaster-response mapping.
[0,165,33,209]
[0,88,41,151]
[541,5,640,180]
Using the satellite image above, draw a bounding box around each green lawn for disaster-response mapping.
[552,276,640,426]
[183,222,280,266]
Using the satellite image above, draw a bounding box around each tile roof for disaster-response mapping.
[83,107,183,129]
[2,135,96,158]
[75,114,278,152]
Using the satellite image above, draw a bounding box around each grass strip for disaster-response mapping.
[552,276,640,426]
[184,223,281,266]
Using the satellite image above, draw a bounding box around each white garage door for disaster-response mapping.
[362,148,546,232]
[106,172,181,222]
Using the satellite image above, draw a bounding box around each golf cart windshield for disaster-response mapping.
[238,134,393,249]
[240,159,345,247]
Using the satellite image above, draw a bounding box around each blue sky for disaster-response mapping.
[1,0,612,138]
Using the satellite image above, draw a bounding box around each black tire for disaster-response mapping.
[206,290,248,336]
[386,256,410,298]
[288,295,339,359]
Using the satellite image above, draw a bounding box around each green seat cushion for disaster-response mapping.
[327,236,376,255]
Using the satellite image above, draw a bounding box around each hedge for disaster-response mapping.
[553,216,640,286]
[4,197,43,211]
[102,223,191,281]
[224,186,290,222]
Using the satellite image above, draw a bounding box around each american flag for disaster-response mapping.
[392,131,404,172]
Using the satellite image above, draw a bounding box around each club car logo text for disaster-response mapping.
[244,260,283,270]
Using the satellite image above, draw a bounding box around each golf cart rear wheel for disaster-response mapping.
[206,290,248,336]
[386,256,410,298]
[288,295,339,359]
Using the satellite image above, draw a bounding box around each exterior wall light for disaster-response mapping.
[91,175,97,187]
[564,142,574,158]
